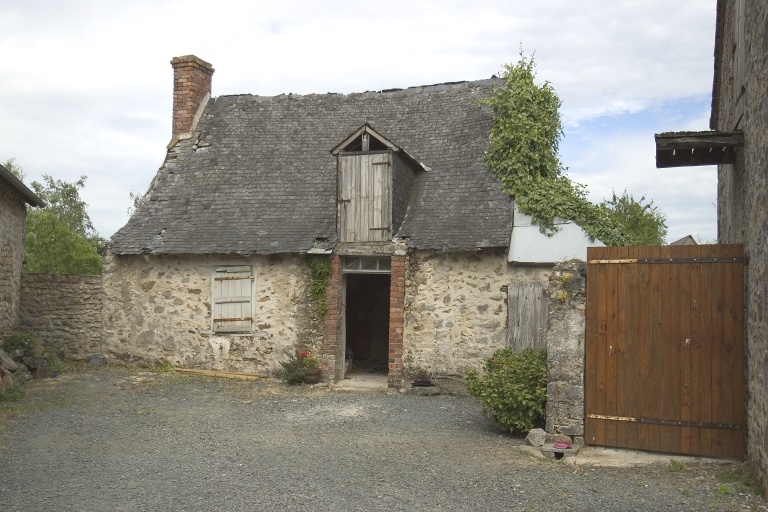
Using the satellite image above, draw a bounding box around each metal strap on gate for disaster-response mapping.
[587,413,744,431]
[589,257,745,265]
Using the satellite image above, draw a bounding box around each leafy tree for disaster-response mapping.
[24,209,103,274]
[25,175,105,274]
[29,175,100,240]
[604,190,667,246]
[127,190,142,217]
[3,158,25,180]
[481,53,667,246]
[3,159,104,274]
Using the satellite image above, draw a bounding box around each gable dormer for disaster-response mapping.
[331,125,424,244]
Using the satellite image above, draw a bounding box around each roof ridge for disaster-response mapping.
[213,77,501,102]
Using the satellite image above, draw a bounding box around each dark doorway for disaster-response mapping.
[345,273,390,374]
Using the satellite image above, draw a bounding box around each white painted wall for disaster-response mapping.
[508,205,605,264]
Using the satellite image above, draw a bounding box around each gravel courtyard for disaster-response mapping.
[0,367,765,512]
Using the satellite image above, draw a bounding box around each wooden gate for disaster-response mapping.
[585,244,745,458]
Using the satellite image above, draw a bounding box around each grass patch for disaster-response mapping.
[146,361,175,373]
[716,484,733,495]
[668,459,685,472]
[718,465,764,496]
[0,383,26,403]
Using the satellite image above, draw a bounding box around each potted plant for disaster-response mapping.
[280,351,322,385]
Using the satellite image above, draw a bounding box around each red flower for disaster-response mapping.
[300,351,311,358]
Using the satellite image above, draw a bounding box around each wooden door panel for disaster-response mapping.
[585,245,745,458]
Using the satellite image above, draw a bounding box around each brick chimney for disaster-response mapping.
[170,55,214,136]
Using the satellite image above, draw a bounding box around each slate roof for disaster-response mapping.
[109,79,514,255]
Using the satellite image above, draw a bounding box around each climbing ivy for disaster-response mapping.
[307,255,333,317]
[481,53,666,246]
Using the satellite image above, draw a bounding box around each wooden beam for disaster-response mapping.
[175,368,268,380]
[655,131,744,151]
[656,147,737,168]
[654,130,743,168]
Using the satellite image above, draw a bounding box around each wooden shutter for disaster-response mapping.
[212,266,253,333]
[338,153,392,242]
[507,282,547,351]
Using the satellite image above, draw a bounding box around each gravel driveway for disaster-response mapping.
[1,367,765,511]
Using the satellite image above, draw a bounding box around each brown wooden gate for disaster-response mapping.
[585,244,745,458]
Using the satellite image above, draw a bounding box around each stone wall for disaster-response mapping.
[0,179,27,336]
[544,260,586,438]
[714,0,768,493]
[18,273,103,359]
[102,251,317,375]
[402,249,549,379]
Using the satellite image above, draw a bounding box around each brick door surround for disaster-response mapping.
[322,254,404,386]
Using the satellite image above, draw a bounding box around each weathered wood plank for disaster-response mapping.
[584,246,602,446]
[604,246,619,446]
[338,153,391,243]
[654,131,743,168]
[507,283,546,351]
[656,148,737,168]
[212,266,252,333]
[654,131,744,150]
[593,246,609,445]
[678,247,693,455]
[175,368,268,380]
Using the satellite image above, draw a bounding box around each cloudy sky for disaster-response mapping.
[0,0,719,243]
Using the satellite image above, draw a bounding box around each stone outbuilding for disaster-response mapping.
[104,55,598,386]
[0,163,45,336]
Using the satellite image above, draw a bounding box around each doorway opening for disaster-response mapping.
[344,273,390,375]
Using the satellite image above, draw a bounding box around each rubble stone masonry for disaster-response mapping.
[102,251,315,375]
[715,0,768,493]
[402,250,549,379]
[19,273,103,359]
[0,180,27,336]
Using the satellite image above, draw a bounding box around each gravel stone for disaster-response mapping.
[0,368,765,512]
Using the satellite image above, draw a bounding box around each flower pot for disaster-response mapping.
[303,369,322,384]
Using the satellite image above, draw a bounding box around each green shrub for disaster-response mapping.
[0,383,26,402]
[2,331,41,353]
[45,349,65,375]
[279,351,320,385]
[465,347,547,434]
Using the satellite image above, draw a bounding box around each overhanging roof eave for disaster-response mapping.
[654,130,744,168]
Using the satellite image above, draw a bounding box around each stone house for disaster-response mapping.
[104,55,596,386]
[655,0,768,494]
[0,164,45,336]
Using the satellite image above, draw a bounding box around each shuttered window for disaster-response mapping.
[507,282,547,351]
[212,266,253,333]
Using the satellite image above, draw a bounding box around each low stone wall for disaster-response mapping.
[18,273,103,359]
[544,260,587,439]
